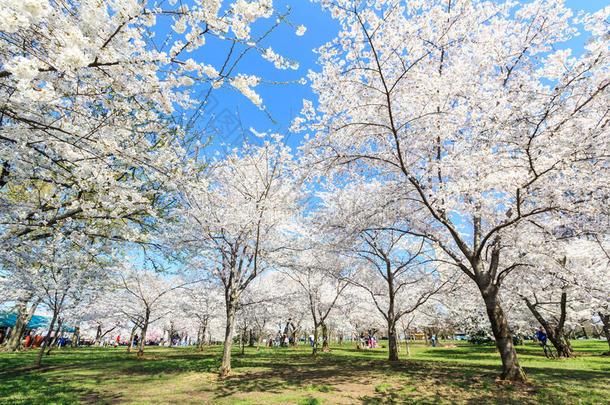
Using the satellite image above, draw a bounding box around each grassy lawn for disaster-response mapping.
[0,341,608,404]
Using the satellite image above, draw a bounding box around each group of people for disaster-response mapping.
[268,334,292,347]
[24,334,45,348]
[94,334,138,348]
[359,333,378,349]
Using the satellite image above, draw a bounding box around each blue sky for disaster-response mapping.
[182,0,608,156]
[180,0,339,155]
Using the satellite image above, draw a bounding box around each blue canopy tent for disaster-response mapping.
[0,311,75,332]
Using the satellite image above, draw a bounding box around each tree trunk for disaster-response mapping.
[545,330,572,357]
[481,285,526,381]
[312,326,319,357]
[71,326,80,348]
[598,313,610,353]
[199,328,204,349]
[46,319,63,355]
[290,325,298,347]
[239,328,245,355]
[581,326,588,339]
[138,309,150,357]
[248,329,255,347]
[196,326,202,349]
[388,316,399,361]
[36,310,58,367]
[169,323,175,348]
[524,293,573,358]
[95,324,102,345]
[201,323,207,350]
[220,301,237,377]
[126,323,138,354]
[321,323,330,352]
[4,298,40,351]
[386,274,399,361]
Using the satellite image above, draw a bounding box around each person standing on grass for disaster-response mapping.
[536,327,546,346]
[536,327,554,358]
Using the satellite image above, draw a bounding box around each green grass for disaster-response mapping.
[0,341,608,404]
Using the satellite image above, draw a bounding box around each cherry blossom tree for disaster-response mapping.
[0,294,42,352]
[180,282,224,350]
[297,0,609,381]
[27,240,112,366]
[317,181,458,360]
[175,139,299,376]
[493,224,610,357]
[342,288,385,350]
[119,266,193,356]
[279,248,350,357]
[0,0,301,310]
[232,274,285,353]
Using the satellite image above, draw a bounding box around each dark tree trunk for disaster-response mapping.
[198,323,207,351]
[321,323,330,352]
[71,326,80,348]
[480,284,526,381]
[46,319,63,355]
[248,329,255,347]
[126,323,138,354]
[95,325,102,345]
[312,326,319,357]
[387,271,399,361]
[239,328,245,355]
[524,292,573,358]
[168,323,175,348]
[201,322,208,349]
[196,327,201,350]
[388,316,399,361]
[4,298,40,351]
[290,324,299,347]
[581,326,589,339]
[220,301,237,376]
[36,310,58,367]
[138,309,150,357]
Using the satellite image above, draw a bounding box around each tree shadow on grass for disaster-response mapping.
[2,346,607,404]
[214,359,372,399]
[215,354,608,405]
[0,367,115,405]
[0,348,221,404]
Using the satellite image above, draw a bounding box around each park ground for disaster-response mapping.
[0,341,608,405]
